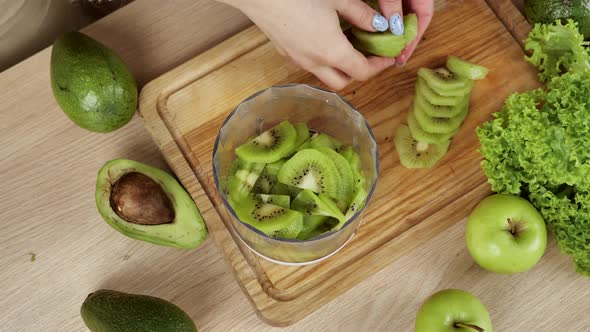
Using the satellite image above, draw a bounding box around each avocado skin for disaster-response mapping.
[81,290,197,332]
[95,159,208,249]
[50,32,137,133]
[525,0,590,38]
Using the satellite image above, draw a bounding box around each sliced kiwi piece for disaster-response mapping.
[297,215,330,240]
[231,194,303,234]
[297,133,343,151]
[252,170,274,194]
[415,92,469,118]
[269,182,302,199]
[298,217,339,240]
[293,123,310,148]
[315,147,354,203]
[343,185,369,222]
[394,124,450,169]
[447,55,489,80]
[227,159,265,202]
[291,189,345,222]
[278,149,342,199]
[429,76,474,97]
[338,146,366,192]
[351,14,418,58]
[416,78,465,107]
[414,100,468,134]
[269,217,303,239]
[407,106,456,144]
[255,194,290,208]
[235,121,297,163]
[417,67,470,92]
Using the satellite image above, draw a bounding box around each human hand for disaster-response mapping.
[378,0,434,65]
[220,0,398,90]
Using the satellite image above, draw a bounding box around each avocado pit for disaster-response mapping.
[110,172,174,225]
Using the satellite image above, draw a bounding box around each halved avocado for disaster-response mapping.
[95,159,207,249]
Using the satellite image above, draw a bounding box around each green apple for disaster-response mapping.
[415,289,492,332]
[466,194,547,274]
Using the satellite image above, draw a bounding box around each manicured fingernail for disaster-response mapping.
[389,14,404,36]
[372,14,389,32]
[395,61,406,67]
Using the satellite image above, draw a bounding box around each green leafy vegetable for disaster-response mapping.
[478,20,590,276]
[525,19,590,81]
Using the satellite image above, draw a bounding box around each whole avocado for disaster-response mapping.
[525,0,590,38]
[81,290,197,332]
[50,32,137,133]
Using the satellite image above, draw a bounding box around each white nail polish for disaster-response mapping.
[372,14,388,32]
[389,14,404,36]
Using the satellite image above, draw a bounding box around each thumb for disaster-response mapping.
[336,0,389,32]
[379,0,404,35]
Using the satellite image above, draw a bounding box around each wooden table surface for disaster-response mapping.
[1,1,588,331]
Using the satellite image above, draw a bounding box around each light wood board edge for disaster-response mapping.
[138,26,284,325]
[485,0,531,48]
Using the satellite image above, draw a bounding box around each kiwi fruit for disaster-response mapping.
[293,123,310,148]
[447,55,489,80]
[269,217,303,239]
[252,171,274,194]
[278,149,342,199]
[291,189,345,222]
[339,146,366,193]
[297,215,331,240]
[343,185,369,221]
[413,100,468,134]
[235,121,297,163]
[416,78,465,107]
[297,133,343,151]
[255,194,290,208]
[407,106,456,144]
[227,159,265,203]
[351,14,418,58]
[315,147,354,203]
[415,92,469,118]
[394,124,450,169]
[417,67,470,92]
[231,194,303,234]
[298,217,339,240]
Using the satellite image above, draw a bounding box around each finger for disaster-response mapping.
[336,0,388,32]
[379,0,404,35]
[311,66,352,91]
[396,3,433,64]
[334,45,396,81]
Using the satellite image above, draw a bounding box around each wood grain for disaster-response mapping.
[485,0,531,48]
[1,0,589,331]
[138,0,583,327]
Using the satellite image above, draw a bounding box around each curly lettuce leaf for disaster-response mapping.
[525,19,590,81]
[477,70,590,275]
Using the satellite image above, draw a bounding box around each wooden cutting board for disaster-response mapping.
[138,0,539,326]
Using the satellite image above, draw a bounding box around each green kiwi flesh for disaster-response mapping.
[291,189,345,222]
[343,185,368,222]
[351,14,418,57]
[416,78,465,107]
[415,92,469,118]
[446,55,489,80]
[297,133,343,151]
[298,217,339,240]
[417,68,470,93]
[394,125,450,169]
[297,215,331,240]
[407,106,456,144]
[315,147,354,203]
[413,100,468,134]
[227,159,265,203]
[255,194,290,208]
[269,217,303,239]
[235,121,297,163]
[231,194,303,235]
[293,123,310,148]
[278,149,342,199]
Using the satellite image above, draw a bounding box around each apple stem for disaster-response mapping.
[507,218,525,236]
[454,322,484,332]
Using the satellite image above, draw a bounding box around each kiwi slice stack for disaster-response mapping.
[227,121,369,240]
[394,56,489,169]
